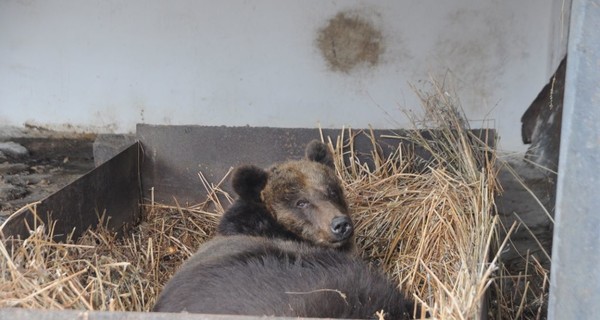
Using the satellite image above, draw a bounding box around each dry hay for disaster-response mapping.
[0,80,546,319]
[0,193,223,311]
[492,249,549,319]
[324,83,502,319]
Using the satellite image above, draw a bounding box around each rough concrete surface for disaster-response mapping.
[0,130,95,221]
[93,134,136,166]
[495,156,555,319]
[0,141,29,159]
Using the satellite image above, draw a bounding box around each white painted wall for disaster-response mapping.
[0,0,569,152]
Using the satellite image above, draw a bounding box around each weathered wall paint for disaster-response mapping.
[0,0,569,152]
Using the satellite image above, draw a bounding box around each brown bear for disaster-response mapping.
[152,140,415,319]
[217,140,354,251]
[152,235,414,319]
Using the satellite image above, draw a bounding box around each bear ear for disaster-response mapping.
[231,165,268,201]
[305,140,335,168]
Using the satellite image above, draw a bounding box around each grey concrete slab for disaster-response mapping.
[1,142,141,242]
[0,308,313,320]
[137,125,399,205]
[548,0,600,318]
[93,134,137,167]
[137,125,493,206]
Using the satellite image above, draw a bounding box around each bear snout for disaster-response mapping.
[330,216,353,241]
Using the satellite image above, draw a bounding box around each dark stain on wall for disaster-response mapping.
[317,12,383,73]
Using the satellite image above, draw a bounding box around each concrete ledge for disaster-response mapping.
[0,308,311,320]
[93,134,136,167]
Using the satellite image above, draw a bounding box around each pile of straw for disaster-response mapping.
[1,81,538,319]
[0,189,224,311]
[326,83,501,319]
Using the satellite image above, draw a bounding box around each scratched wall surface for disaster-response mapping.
[0,0,569,152]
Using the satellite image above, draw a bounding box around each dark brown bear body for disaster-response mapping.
[153,140,415,319]
[152,236,413,319]
[217,140,354,251]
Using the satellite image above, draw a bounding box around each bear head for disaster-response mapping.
[222,140,354,250]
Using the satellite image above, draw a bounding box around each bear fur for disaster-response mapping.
[216,164,301,242]
[153,140,416,319]
[152,235,414,319]
[217,140,354,251]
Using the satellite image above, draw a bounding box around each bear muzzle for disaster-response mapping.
[330,216,354,242]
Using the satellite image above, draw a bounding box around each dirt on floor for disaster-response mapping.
[0,135,95,222]
[493,157,555,319]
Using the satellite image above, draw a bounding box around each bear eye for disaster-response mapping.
[327,187,338,200]
[296,199,310,208]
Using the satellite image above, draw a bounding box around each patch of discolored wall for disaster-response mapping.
[317,12,384,73]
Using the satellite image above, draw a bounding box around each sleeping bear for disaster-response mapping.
[152,235,414,318]
[153,140,415,319]
[216,140,354,251]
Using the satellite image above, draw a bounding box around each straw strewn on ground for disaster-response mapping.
[325,81,501,319]
[0,182,225,311]
[0,81,544,319]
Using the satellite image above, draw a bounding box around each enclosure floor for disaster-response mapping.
[0,131,555,318]
[0,132,95,221]
[496,157,554,318]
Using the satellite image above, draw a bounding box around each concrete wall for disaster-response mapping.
[0,0,569,152]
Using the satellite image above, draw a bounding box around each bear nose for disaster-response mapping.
[330,216,353,240]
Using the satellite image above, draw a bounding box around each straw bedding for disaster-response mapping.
[0,83,544,319]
